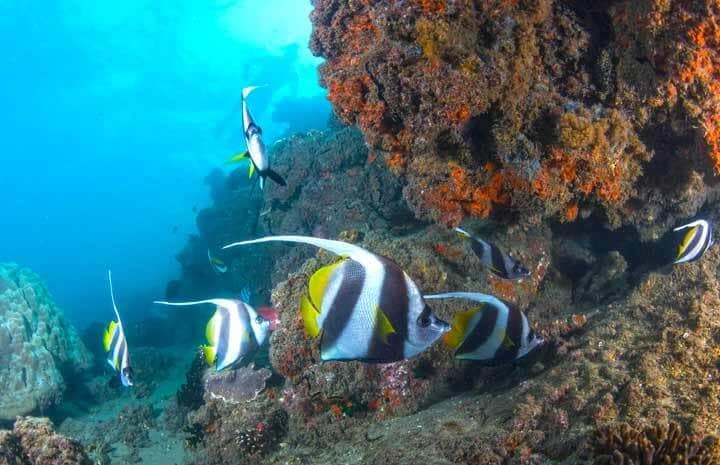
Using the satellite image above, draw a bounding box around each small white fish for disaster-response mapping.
[673,219,714,264]
[227,86,286,190]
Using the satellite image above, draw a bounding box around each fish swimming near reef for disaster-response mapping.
[424,292,543,363]
[672,219,714,264]
[152,298,276,371]
[454,227,531,280]
[103,270,134,387]
[223,235,450,362]
[227,86,286,190]
[207,249,228,274]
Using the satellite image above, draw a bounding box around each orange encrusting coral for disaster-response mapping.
[423,164,510,226]
[414,0,447,15]
[677,1,720,173]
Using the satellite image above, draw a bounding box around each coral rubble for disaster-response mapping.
[0,264,92,421]
[0,417,90,465]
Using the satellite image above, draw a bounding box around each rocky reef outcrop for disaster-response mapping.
[162,120,720,463]
[0,264,92,421]
[0,417,90,465]
[309,0,720,240]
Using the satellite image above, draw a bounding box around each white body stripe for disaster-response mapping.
[402,272,430,358]
[322,256,385,360]
[674,220,711,264]
[217,305,246,370]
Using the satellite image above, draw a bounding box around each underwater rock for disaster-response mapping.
[309,0,720,238]
[575,251,629,305]
[0,264,92,421]
[0,417,91,465]
[203,364,272,404]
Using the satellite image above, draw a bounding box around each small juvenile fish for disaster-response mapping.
[207,249,228,274]
[454,227,531,280]
[153,299,275,371]
[223,235,450,362]
[103,271,134,387]
[673,219,714,264]
[227,86,286,190]
[425,292,543,362]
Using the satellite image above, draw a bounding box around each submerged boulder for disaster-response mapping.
[0,417,90,465]
[0,264,92,420]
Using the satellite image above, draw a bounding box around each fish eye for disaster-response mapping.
[255,316,264,324]
[417,306,433,327]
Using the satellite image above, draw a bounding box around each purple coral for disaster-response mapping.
[203,364,272,404]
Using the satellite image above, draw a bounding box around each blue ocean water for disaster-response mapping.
[0,1,329,327]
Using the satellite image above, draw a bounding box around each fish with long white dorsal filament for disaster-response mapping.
[222,235,450,362]
[103,270,134,387]
[227,86,287,190]
[152,298,277,371]
[425,292,544,362]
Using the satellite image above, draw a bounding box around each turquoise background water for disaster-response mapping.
[0,1,329,326]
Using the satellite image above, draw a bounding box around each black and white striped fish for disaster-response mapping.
[227,86,286,190]
[425,292,543,362]
[673,219,714,264]
[102,270,134,387]
[223,235,450,362]
[152,298,275,371]
[454,227,531,280]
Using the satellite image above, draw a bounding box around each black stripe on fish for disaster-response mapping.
[681,227,703,261]
[493,306,523,362]
[365,256,409,361]
[489,242,511,279]
[321,260,366,358]
[215,306,231,365]
[469,238,489,265]
[456,304,497,357]
[245,122,262,139]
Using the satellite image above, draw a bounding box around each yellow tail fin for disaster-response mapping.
[103,321,117,352]
[300,294,321,338]
[202,345,217,367]
[443,307,481,350]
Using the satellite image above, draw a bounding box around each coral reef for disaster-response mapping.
[594,422,719,465]
[0,417,90,465]
[309,0,720,238]
[0,264,92,420]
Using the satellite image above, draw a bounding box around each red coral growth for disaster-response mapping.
[564,202,579,222]
[423,164,510,226]
[433,242,463,259]
[677,3,720,172]
[414,0,446,16]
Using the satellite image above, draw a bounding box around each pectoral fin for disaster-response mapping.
[227,151,249,164]
[374,307,396,344]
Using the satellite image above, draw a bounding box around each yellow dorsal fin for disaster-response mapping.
[205,311,219,345]
[103,321,118,352]
[443,307,481,350]
[300,294,321,338]
[227,151,249,164]
[248,161,256,178]
[202,345,217,367]
[677,225,699,259]
[374,307,396,344]
[308,260,345,309]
